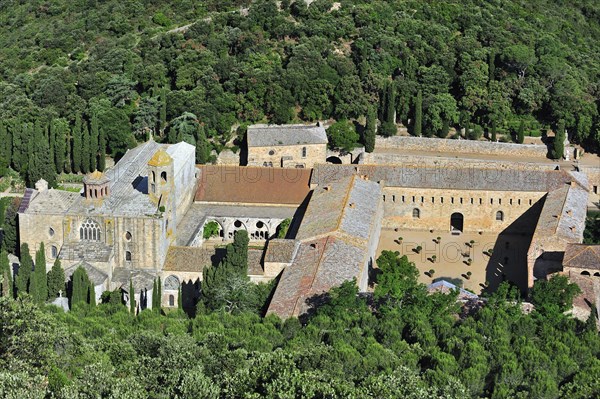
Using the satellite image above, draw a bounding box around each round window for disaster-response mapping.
[48,227,55,237]
[234,220,242,228]
[268,150,275,156]
[125,231,132,241]
[256,221,264,228]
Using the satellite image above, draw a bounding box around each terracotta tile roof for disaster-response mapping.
[195,165,312,205]
[162,246,264,276]
[264,239,299,263]
[563,244,600,270]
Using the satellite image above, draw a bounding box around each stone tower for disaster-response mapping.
[83,170,110,200]
[147,148,176,236]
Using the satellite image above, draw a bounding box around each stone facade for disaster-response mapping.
[246,124,328,168]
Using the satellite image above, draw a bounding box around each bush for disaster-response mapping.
[152,12,172,27]
[203,221,220,240]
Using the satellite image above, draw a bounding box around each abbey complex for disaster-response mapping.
[17,124,600,319]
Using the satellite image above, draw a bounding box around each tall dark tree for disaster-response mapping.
[414,90,423,137]
[72,115,82,173]
[31,243,48,304]
[195,124,209,164]
[81,121,90,174]
[0,250,12,298]
[364,106,376,152]
[16,243,33,296]
[129,279,135,313]
[98,128,106,171]
[516,120,525,144]
[90,113,99,171]
[0,121,11,174]
[160,87,167,137]
[554,120,565,160]
[71,266,91,306]
[177,286,182,310]
[491,120,497,142]
[46,258,65,300]
[379,81,397,137]
[27,120,56,188]
[1,198,19,254]
[52,118,68,174]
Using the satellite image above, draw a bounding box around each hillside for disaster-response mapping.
[0,0,599,186]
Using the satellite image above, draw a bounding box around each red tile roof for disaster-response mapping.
[195,165,312,205]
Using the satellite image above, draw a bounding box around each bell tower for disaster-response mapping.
[147,148,174,206]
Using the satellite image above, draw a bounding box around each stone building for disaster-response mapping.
[246,123,328,168]
[18,139,197,309]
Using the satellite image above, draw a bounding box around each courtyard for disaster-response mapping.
[376,226,531,295]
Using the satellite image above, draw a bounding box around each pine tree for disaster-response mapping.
[129,279,135,313]
[52,119,67,174]
[364,106,376,153]
[81,122,91,174]
[72,115,82,173]
[71,266,91,306]
[491,120,497,142]
[31,243,48,304]
[195,124,209,164]
[98,128,106,171]
[16,243,33,296]
[554,120,565,160]
[0,250,13,298]
[47,258,65,300]
[90,113,99,171]
[517,120,525,144]
[414,90,422,137]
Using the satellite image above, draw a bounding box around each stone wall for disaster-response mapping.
[376,136,576,159]
[248,143,326,168]
[19,213,65,272]
[381,187,546,233]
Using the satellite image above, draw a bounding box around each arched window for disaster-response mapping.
[160,171,167,183]
[125,231,132,241]
[302,147,307,158]
[80,219,101,241]
[48,227,55,237]
[581,271,590,276]
[496,211,504,221]
[51,245,58,258]
[412,208,420,218]
[125,251,132,262]
[169,295,174,307]
[151,171,156,183]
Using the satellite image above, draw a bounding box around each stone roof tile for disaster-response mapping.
[247,124,328,147]
[563,244,600,270]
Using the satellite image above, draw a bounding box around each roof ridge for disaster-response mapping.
[334,175,356,232]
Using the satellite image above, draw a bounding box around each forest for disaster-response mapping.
[0,0,599,186]
[1,247,599,399]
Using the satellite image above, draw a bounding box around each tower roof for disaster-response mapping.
[83,170,110,184]
[148,148,173,166]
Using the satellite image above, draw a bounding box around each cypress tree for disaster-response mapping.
[72,115,82,173]
[491,120,497,142]
[2,199,19,254]
[47,258,65,300]
[90,113,99,171]
[98,128,106,171]
[177,286,182,310]
[52,119,67,174]
[88,285,96,306]
[554,120,565,160]
[11,120,26,172]
[157,276,162,312]
[81,122,90,174]
[16,243,33,296]
[385,81,396,126]
[152,278,159,311]
[31,243,48,304]
[0,121,11,172]
[195,124,209,164]
[488,49,496,85]
[47,121,55,176]
[129,279,135,313]
[0,250,13,298]
[517,120,525,144]
[71,266,91,306]
[414,90,423,137]
[364,106,376,153]
[160,87,167,136]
